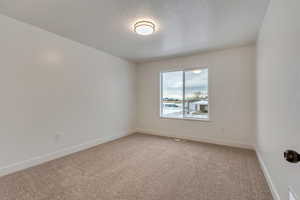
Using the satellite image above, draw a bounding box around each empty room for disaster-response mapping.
[0,0,299,199]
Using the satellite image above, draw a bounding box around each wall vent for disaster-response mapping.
[174,138,183,142]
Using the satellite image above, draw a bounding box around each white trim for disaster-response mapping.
[255,149,281,200]
[160,116,211,122]
[0,131,134,177]
[135,128,253,150]
[289,187,299,200]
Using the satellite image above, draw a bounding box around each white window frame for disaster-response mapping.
[159,67,210,121]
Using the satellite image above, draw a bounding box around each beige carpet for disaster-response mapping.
[0,133,272,200]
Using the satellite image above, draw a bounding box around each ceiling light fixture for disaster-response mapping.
[134,20,155,36]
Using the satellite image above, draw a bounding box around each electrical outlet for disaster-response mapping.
[55,131,64,142]
[221,128,225,134]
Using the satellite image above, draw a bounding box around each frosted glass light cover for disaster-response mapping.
[134,21,155,35]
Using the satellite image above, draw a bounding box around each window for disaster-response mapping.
[160,68,209,120]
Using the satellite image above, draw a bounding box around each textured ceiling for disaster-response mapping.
[0,0,269,62]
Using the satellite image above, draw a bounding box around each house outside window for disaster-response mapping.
[160,68,209,120]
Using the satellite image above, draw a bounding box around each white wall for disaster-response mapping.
[136,45,256,148]
[0,14,136,175]
[256,0,300,199]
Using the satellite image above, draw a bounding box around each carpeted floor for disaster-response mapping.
[0,133,272,200]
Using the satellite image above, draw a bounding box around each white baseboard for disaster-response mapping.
[135,128,253,150]
[0,129,280,200]
[255,149,281,200]
[0,131,133,177]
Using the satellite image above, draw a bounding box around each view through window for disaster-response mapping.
[160,68,209,120]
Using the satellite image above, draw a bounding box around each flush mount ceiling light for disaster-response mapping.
[134,20,155,36]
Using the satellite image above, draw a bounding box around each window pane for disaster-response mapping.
[161,71,183,118]
[184,69,208,119]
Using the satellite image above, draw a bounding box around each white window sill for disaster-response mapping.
[160,116,212,122]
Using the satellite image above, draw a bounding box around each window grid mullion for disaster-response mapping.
[160,73,163,117]
[182,71,185,118]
